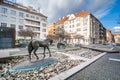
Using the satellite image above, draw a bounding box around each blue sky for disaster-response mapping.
[100,0,120,30]
[11,0,120,30]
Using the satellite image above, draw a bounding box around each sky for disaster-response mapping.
[11,0,120,31]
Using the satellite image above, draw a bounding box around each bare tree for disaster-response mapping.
[26,28,35,40]
[55,27,65,43]
[47,34,56,41]
[18,29,28,41]
[18,28,35,41]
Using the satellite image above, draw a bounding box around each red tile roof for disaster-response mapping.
[75,10,90,17]
[56,10,90,24]
[56,17,69,24]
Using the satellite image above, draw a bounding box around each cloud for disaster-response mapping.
[16,0,116,24]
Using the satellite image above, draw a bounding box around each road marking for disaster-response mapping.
[109,58,120,62]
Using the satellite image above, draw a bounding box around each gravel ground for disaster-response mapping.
[0,48,102,80]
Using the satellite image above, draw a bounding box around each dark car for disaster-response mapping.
[16,43,28,48]
[115,43,120,46]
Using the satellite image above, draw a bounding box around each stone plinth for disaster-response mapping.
[9,57,58,73]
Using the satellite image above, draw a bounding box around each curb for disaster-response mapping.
[49,52,106,80]
[83,46,119,53]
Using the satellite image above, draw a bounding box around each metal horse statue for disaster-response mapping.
[28,38,53,61]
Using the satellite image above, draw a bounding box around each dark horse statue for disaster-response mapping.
[28,38,53,61]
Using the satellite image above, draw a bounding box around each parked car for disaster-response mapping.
[115,43,120,46]
[16,43,28,48]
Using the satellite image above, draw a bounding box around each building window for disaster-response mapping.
[19,25,23,29]
[1,15,7,21]
[42,29,46,32]
[31,15,35,19]
[19,19,24,24]
[77,28,81,31]
[19,12,24,17]
[36,16,39,19]
[41,18,46,21]
[11,10,16,16]
[43,34,46,37]
[83,27,87,31]
[26,14,29,17]
[42,23,46,27]
[11,17,16,22]
[36,33,40,37]
[1,23,7,27]
[34,27,40,31]
[10,24,16,28]
[83,17,88,26]
[77,23,80,27]
[1,7,8,14]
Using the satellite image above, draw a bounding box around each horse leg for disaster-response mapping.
[29,48,33,62]
[43,47,46,59]
[29,52,31,62]
[47,46,52,57]
[33,47,39,60]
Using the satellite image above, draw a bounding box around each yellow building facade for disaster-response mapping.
[48,23,56,36]
[106,29,112,43]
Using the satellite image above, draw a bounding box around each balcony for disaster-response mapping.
[25,22,40,28]
[25,16,40,22]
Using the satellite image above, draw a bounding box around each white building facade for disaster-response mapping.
[112,26,120,34]
[0,0,48,40]
[55,11,106,45]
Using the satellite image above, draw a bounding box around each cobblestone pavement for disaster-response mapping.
[66,53,120,80]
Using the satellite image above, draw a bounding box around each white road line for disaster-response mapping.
[109,58,120,62]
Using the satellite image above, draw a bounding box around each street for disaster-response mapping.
[66,53,120,80]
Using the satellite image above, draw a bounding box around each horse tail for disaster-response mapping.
[28,40,33,54]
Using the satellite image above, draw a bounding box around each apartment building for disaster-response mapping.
[48,23,56,36]
[112,27,120,43]
[112,26,120,34]
[106,29,114,43]
[0,0,48,40]
[113,34,120,43]
[55,10,106,45]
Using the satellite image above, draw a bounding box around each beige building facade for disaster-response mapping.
[106,29,113,43]
[113,34,120,43]
[55,11,106,45]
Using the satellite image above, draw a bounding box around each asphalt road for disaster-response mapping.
[66,53,120,80]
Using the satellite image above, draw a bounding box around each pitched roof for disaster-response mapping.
[56,17,69,24]
[56,10,90,24]
[75,10,90,17]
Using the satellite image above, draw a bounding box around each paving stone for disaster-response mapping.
[66,53,120,80]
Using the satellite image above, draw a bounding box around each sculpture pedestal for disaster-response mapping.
[9,57,58,73]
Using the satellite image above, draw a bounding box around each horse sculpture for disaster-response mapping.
[28,38,53,61]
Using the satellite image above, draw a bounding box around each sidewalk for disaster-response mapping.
[83,45,119,53]
[0,48,24,58]
[0,50,9,58]
[0,47,81,58]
